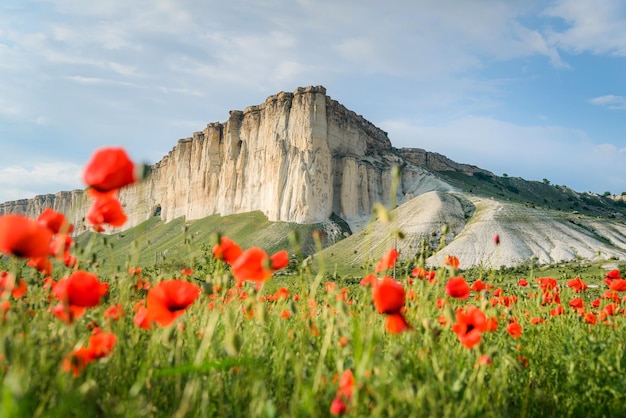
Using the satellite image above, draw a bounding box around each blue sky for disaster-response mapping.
[1,0,626,204]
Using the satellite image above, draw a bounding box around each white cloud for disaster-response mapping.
[0,162,83,204]
[543,0,626,56]
[381,116,626,194]
[589,95,626,110]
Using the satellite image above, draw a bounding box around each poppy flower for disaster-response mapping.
[360,273,377,287]
[270,250,289,270]
[607,279,626,292]
[330,398,347,415]
[88,331,117,358]
[83,147,138,192]
[37,208,74,234]
[530,317,544,324]
[0,272,27,299]
[566,277,588,293]
[273,287,290,300]
[446,276,470,300]
[517,279,528,287]
[385,312,412,333]
[549,304,564,316]
[568,298,584,309]
[376,249,399,272]
[181,268,194,276]
[146,280,200,326]
[133,301,152,329]
[451,306,487,349]
[212,236,243,265]
[53,271,108,308]
[104,303,124,320]
[0,214,53,259]
[605,269,622,281]
[471,279,489,292]
[62,347,95,377]
[86,193,128,231]
[231,247,287,283]
[506,322,523,338]
[537,277,558,293]
[478,354,493,367]
[372,277,405,314]
[444,255,460,270]
[52,303,86,324]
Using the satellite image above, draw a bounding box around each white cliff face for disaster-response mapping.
[0,86,450,234]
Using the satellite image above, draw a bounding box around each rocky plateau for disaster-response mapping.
[1,86,625,268]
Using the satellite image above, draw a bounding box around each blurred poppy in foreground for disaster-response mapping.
[53,271,108,308]
[372,277,411,333]
[83,147,138,193]
[146,279,200,326]
[86,192,128,232]
[231,247,288,283]
[375,248,399,272]
[212,236,243,265]
[0,214,53,259]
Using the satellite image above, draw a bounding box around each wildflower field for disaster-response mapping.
[1,148,626,417]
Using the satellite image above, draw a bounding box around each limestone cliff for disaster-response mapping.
[0,86,453,232]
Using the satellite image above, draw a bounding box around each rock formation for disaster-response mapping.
[0,86,452,233]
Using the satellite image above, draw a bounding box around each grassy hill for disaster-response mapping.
[75,211,338,273]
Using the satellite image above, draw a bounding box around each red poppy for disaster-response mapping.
[53,271,108,308]
[376,249,399,272]
[451,306,487,349]
[549,304,564,316]
[566,277,588,293]
[133,301,152,330]
[607,279,626,292]
[506,322,523,338]
[584,312,597,325]
[37,208,74,234]
[478,354,493,366]
[446,276,470,300]
[444,255,460,270]
[273,287,290,300]
[270,250,289,270]
[372,277,405,314]
[471,279,490,293]
[181,268,194,276]
[360,273,377,287]
[0,214,53,259]
[86,193,128,231]
[0,272,27,299]
[104,303,124,320]
[280,310,291,319]
[537,277,558,292]
[231,247,287,283]
[212,236,243,265]
[146,280,200,326]
[330,398,347,415]
[518,279,528,287]
[83,147,137,192]
[530,317,544,324]
[338,370,354,399]
[62,347,95,377]
[568,298,584,309]
[52,303,86,324]
[385,312,412,333]
[605,269,622,281]
[88,331,117,358]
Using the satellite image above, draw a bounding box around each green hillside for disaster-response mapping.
[75,211,336,273]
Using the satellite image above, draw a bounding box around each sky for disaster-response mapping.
[1,0,626,204]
